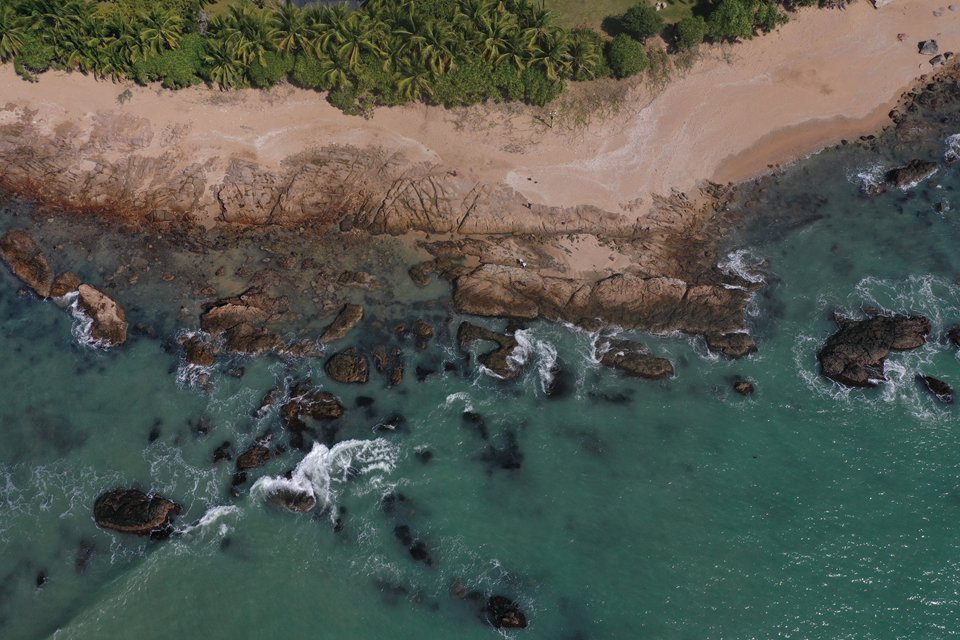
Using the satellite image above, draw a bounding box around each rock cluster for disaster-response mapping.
[319,303,364,343]
[93,488,181,538]
[596,339,674,380]
[325,347,370,384]
[457,322,521,379]
[0,230,53,297]
[818,313,930,387]
[77,284,128,347]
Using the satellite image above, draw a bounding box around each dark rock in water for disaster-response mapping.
[77,284,128,347]
[225,366,245,379]
[596,339,673,380]
[319,303,364,343]
[394,525,433,565]
[413,319,434,350]
[35,570,47,588]
[213,441,233,464]
[373,346,388,373]
[705,332,757,358]
[818,313,930,387]
[733,379,755,395]
[93,488,181,538]
[281,387,344,432]
[482,431,523,470]
[75,539,96,574]
[178,333,219,367]
[916,374,954,403]
[457,322,521,379]
[947,325,960,348]
[885,160,938,189]
[265,486,316,513]
[356,396,375,408]
[50,271,81,298]
[462,411,490,440]
[236,443,271,470]
[0,230,53,297]
[416,365,437,381]
[485,595,528,629]
[148,425,161,442]
[919,39,939,55]
[325,348,370,384]
[416,449,434,464]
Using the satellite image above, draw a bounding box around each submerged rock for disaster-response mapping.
[916,374,954,403]
[77,284,128,347]
[485,595,528,629]
[818,313,930,387]
[93,488,181,538]
[281,384,345,432]
[319,303,364,343]
[266,486,317,513]
[236,442,271,470]
[706,332,757,358]
[0,230,54,297]
[947,325,960,348]
[596,339,674,380]
[733,379,755,395]
[885,160,938,189]
[325,347,370,384]
[457,322,521,379]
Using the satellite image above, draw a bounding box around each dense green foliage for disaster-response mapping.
[0,0,618,112]
[674,15,707,50]
[606,33,647,78]
[618,3,663,41]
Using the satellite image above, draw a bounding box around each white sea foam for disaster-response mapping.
[252,439,398,520]
[177,505,241,539]
[719,249,767,286]
[65,291,110,350]
[444,391,474,413]
[945,133,960,163]
[850,162,886,194]
[506,329,558,393]
[174,329,221,390]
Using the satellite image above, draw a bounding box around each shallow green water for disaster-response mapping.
[3,106,960,639]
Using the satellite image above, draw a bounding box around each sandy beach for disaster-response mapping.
[2,0,956,226]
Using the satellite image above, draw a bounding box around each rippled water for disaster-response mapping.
[3,99,960,638]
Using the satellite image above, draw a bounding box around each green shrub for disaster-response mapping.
[754,1,788,33]
[708,0,756,41]
[291,54,328,90]
[14,34,54,76]
[431,57,495,107]
[327,87,361,115]
[492,65,524,102]
[675,16,708,50]
[248,51,293,88]
[619,3,664,41]
[570,29,612,80]
[149,33,207,88]
[606,34,649,79]
[522,68,563,106]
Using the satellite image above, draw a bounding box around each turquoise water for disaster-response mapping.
[3,105,960,638]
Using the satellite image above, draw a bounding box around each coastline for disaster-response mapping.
[1,0,958,353]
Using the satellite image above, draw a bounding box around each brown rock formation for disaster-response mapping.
[596,339,674,380]
[325,348,370,384]
[319,303,364,343]
[0,230,53,297]
[93,488,181,538]
[77,284,128,346]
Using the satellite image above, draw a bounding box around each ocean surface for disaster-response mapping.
[3,94,960,639]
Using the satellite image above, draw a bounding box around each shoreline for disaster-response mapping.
[1,0,958,355]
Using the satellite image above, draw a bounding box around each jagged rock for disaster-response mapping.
[0,230,53,297]
[733,379,755,395]
[818,313,930,387]
[457,322,521,380]
[485,595,528,629]
[266,487,317,513]
[93,488,181,538]
[236,443,271,470]
[947,325,960,348]
[919,39,939,56]
[212,441,233,464]
[413,319,434,349]
[885,160,938,189]
[178,333,219,367]
[917,375,954,403]
[596,339,674,380]
[77,284,128,346]
[325,347,370,384]
[705,332,757,358]
[930,54,945,67]
[281,384,344,432]
[319,303,364,343]
[200,289,286,354]
[408,261,435,287]
[51,271,81,298]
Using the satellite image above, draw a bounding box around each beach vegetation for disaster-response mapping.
[674,15,707,50]
[606,34,648,78]
[618,3,664,41]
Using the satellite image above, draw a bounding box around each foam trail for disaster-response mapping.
[506,329,558,393]
[850,162,886,194]
[719,249,767,286]
[65,292,109,350]
[444,391,474,412]
[252,439,397,519]
[945,133,960,163]
[177,505,241,537]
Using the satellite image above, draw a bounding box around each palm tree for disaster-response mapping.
[318,52,352,90]
[418,20,456,76]
[269,2,311,55]
[568,31,601,80]
[204,38,244,89]
[220,1,272,66]
[396,62,433,101]
[0,5,27,60]
[333,13,382,72]
[530,29,570,81]
[477,11,516,66]
[139,8,183,56]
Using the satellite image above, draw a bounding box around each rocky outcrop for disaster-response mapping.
[93,488,181,538]
[596,339,674,380]
[818,313,930,387]
[281,382,344,432]
[325,348,370,384]
[265,487,317,513]
[733,379,755,395]
[373,345,404,386]
[0,230,54,297]
[947,325,960,348]
[319,303,364,343]
[485,596,528,629]
[77,284,128,346]
[885,160,938,189]
[236,442,271,471]
[200,289,287,354]
[452,266,753,356]
[457,322,521,379]
[179,332,220,367]
[916,374,954,403]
